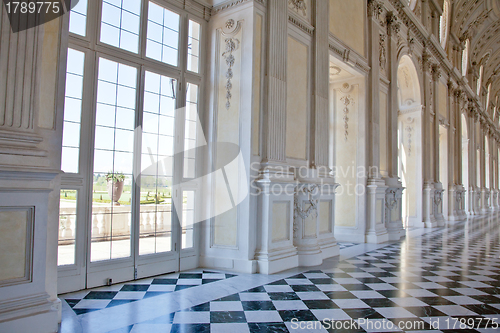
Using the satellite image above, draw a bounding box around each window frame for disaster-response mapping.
[61,0,206,267]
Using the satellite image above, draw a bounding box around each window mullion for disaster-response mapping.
[131,65,147,263]
[139,0,149,58]
[88,0,102,50]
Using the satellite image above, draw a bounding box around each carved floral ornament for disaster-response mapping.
[340,94,354,141]
[225,19,234,30]
[379,33,387,71]
[222,37,240,110]
[288,0,307,16]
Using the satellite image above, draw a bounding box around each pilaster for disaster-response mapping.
[385,12,404,241]
[431,64,444,226]
[421,52,438,227]
[365,0,389,243]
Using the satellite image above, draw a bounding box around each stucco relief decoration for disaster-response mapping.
[406,125,413,156]
[434,189,444,210]
[340,93,354,141]
[455,191,462,205]
[407,30,415,54]
[385,188,402,223]
[293,184,319,238]
[379,34,387,71]
[385,188,400,210]
[222,37,240,110]
[288,0,307,16]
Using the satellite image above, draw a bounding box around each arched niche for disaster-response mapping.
[397,55,423,227]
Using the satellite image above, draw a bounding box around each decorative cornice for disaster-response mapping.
[212,0,264,15]
[288,14,314,35]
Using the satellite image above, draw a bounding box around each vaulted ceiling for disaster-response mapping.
[451,0,500,108]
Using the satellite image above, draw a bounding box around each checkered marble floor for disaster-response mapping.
[60,270,237,315]
[60,214,500,333]
[338,242,358,250]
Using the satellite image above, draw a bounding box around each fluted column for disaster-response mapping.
[311,0,329,171]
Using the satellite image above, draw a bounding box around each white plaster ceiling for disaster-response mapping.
[451,0,500,107]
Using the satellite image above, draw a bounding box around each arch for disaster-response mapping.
[439,0,450,49]
[397,55,422,109]
[397,55,423,227]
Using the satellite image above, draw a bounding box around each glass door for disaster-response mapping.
[58,0,204,292]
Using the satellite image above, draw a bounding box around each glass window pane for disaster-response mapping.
[69,0,88,36]
[62,122,81,148]
[61,147,80,174]
[146,2,179,66]
[91,58,137,262]
[61,49,85,174]
[139,71,176,256]
[183,84,198,178]
[100,0,141,53]
[58,190,78,266]
[181,191,195,249]
[187,20,201,73]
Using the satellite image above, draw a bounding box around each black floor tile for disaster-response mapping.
[83,291,117,299]
[210,311,246,323]
[248,322,288,333]
[278,309,317,322]
[170,323,210,333]
[241,301,276,311]
[120,284,149,292]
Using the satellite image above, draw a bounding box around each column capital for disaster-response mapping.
[386,11,400,36]
[421,51,433,73]
[431,64,441,81]
[367,0,384,19]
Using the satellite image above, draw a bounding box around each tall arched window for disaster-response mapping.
[439,0,450,49]
[462,39,469,76]
[486,83,492,110]
[477,65,484,96]
[409,0,417,10]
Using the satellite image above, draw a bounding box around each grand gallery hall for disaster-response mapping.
[1,0,500,332]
